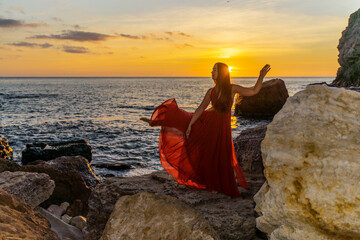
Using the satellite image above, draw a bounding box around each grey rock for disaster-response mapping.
[22,139,92,164]
[332,8,360,87]
[0,171,55,208]
[37,207,83,240]
[60,202,70,212]
[62,214,72,224]
[84,171,257,240]
[70,216,87,230]
[48,204,66,218]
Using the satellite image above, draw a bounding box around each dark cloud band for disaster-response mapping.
[0,18,44,28]
[7,41,53,48]
[30,30,117,42]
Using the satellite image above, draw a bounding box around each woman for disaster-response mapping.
[141,63,271,197]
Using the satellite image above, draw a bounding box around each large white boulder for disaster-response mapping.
[255,85,360,239]
[100,192,220,240]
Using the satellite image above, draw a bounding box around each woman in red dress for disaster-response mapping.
[141,63,271,197]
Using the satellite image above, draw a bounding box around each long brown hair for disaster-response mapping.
[213,62,232,113]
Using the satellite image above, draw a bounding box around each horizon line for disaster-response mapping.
[0,76,336,78]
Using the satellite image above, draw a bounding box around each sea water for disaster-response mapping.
[0,77,333,178]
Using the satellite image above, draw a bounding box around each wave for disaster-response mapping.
[0,93,58,99]
[117,105,155,111]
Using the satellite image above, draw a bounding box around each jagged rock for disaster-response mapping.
[0,136,13,161]
[48,204,66,218]
[332,8,360,87]
[85,171,256,240]
[0,171,55,208]
[235,79,289,118]
[31,156,101,188]
[0,188,59,239]
[234,125,268,197]
[62,214,72,224]
[60,202,70,212]
[37,207,83,240]
[255,85,360,239]
[100,192,220,240]
[70,216,87,230]
[0,158,21,172]
[22,139,92,164]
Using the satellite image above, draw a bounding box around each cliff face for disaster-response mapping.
[332,8,360,87]
[255,85,360,239]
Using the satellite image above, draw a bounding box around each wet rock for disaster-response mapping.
[0,136,13,161]
[255,85,360,239]
[70,216,87,230]
[92,163,133,170]
[22,139,92,164]
[37,206,83,240]
[0,171,55,208]
[0,188,59,239]
[100,192,220,240]
[331,8,360,87]
[85,171,256,240]
[235,79,289,118]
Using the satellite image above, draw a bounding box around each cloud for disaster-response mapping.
[183,43,194,47]
[62,45,89,54]
[6,41,53,48]
[0,18,45,28]
[117,33,148,40]
[165,31,192,37]
[30,30,117,42]
[52,17,62,22]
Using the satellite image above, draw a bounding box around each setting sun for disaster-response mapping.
[229,67,233,73]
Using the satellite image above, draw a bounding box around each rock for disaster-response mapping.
[331,8,360,87]
[70,216,87,230]
[48,204,66,218]
[0,158,21,172]
[22,139,92,165]
[0,171,55,208]
[0,188,59,239]
[37,207,83,240]
[0,136,13,161]
[0,157,93,215]
[85,171,256,240]
[21,163,92,215]
[91,163,133,170]
[235,79,289,118]
[62,214,72,224]
[100,192,220,240]
[60,201,70,212]
[66,199,84,217]
[234,125,268,197]
[32,156,101,188]
[255,85,360,239]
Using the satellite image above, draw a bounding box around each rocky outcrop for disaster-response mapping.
[0,171,54,208]
[332,8,360,87]
[22,139,92,164]
[31,156,101,188]
[85,171,257,240]
[235,79,289,118]
[0,136,13,160]
[100,192,220,240]
[255,85,360,239]
[0,157,93,215]
[0,188,59,239]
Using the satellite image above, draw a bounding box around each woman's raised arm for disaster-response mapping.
[185,88,212,138]
[233,64,271,97]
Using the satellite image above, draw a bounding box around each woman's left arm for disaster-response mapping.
[186,88,212,138]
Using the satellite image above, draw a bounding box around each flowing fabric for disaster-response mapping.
[150,87,248,197]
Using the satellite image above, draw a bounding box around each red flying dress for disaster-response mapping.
[150,87,249,197]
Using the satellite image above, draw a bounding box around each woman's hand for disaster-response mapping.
[185,125,192,138]
[260,64,271,78]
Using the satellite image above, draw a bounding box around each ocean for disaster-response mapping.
[0,77,333,179]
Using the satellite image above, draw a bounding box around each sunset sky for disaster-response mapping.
[0,0,358,77]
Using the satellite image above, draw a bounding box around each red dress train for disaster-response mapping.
[150,87,248,197]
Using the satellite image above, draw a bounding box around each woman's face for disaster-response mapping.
[211,64,218,81]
